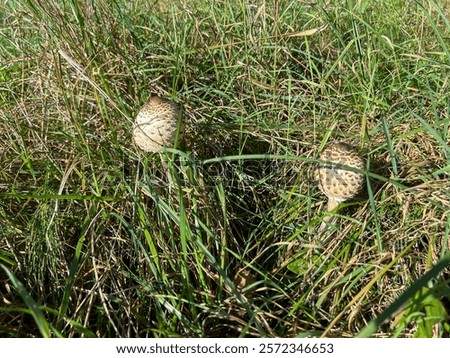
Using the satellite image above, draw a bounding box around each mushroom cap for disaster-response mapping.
[132,96,182,153]
[315,142,365,203]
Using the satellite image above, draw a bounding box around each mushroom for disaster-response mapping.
[316,142,365,214]
[132,96,182,153]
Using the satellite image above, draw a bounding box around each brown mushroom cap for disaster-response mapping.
[132,96,182,153]
[316,142,365,209]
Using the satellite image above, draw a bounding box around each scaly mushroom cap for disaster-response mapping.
[132,96,182,153]
[316,142,365,210]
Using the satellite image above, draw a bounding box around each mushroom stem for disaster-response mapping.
[318,197,340,233]
[326,197,340,212]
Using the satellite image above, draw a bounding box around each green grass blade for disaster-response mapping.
[357,252,450,337]
[0,264,51,337]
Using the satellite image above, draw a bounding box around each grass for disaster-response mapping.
[0,0,449,337]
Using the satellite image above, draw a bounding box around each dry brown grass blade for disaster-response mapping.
[57,49,129,119]
[321,238,419,337]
